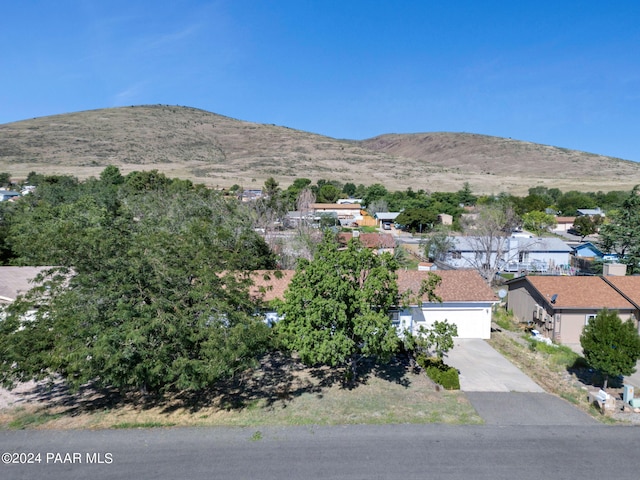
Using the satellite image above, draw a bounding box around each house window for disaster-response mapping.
[585,314,596,325]
[519,251,529,263]
[451,251,462,260]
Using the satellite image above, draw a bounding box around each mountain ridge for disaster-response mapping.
[1,104,638,195]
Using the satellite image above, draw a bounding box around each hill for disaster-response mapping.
[1,104,639,195]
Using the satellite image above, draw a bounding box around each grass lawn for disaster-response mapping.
[0,355,482,430]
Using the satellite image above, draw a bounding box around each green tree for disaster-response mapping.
[316,183,341,203]
[0,172,11,188]
[99,165,124,185]
[363,183,388,207]
[342,182,356,197]
[598,185,640,273]
[277,233,399,375]
[422,227,454,262]
[556,190,596,215]
[0,174,276,395]
[263,177,280,198]
[395,207,438,233]
[580,309,640,389]
[571,214,602,240]
[521,211,557,235]
[456,182,476,206]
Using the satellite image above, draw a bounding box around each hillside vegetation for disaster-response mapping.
[1,105,639,195]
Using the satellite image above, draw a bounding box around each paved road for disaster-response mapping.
[446,339,598,425]
[1,424,638,480]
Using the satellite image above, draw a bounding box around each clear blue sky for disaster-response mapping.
[2,1,640,161]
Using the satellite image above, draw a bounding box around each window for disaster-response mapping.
[451,251,462,260]
[585,314,596,325]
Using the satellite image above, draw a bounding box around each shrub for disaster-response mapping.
[417,356,460,390]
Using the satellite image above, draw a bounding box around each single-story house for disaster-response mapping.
[338,232,395,254]
[394,270,498,339]
[506,275,640,344]
[552,216,576,233]
[572,242,619,262]
[250,269,499,340]
[576,208,605,218]
[0,190,21,202]
[445,236,572,273]
[312,203,363,225]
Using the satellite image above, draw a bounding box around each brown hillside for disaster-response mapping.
[1,104,638,195]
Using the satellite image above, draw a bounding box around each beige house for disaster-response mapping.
[506,275,640,345]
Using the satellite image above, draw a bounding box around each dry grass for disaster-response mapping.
[0,354,481,430]
[1,105,639,195]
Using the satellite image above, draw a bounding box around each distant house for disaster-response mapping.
[374,212,400,229]
[553,216,576,233]
[312,203,362,225]
[445,235,572,273]
[576,207,605,218]
[0,190,21,202]
[249,269,498,339]
[572,242,618,262]
[240,189,263,202]
[338,232,395,254]
[506,275,640,344]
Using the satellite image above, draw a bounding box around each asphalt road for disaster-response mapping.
[2,424,639,480]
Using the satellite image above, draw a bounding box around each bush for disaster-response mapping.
[417,356,460,390]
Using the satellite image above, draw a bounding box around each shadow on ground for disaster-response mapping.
[566,358,624,390]
[6,353,417,416]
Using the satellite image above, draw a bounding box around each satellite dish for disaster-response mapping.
[498,289,507,299]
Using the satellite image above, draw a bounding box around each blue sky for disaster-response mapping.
[2,1,640,161]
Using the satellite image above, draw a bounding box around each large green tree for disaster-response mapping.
[580,309,640,389]
[598,185,640,273]
[277,233,399,374]
[0,168,276,395]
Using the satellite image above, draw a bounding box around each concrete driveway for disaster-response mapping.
[445,338,544,392]
[445,339,598,425]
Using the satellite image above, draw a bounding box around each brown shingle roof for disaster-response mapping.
[248,270,296,303]
[249,269,497,304]
[358,233,395,249]
[397,270,498,303]
[603,276,640,307]
[524,276,634,309]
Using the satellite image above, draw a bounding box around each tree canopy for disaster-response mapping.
[0,167,276,395]
[580,309,640,389]
[598,185,640,273]
[277,232,400,373]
